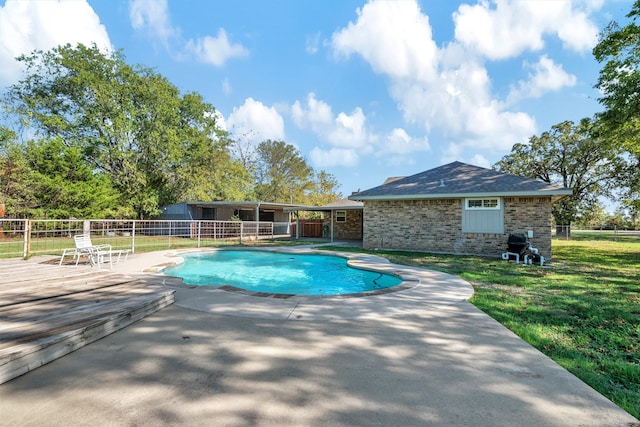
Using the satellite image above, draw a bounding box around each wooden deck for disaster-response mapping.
[0,257,175,384]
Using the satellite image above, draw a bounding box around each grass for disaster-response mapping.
[319,234,640,419]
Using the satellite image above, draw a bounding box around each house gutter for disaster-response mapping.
[349,189,573,202]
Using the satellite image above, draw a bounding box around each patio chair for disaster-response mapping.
[59,234,129,269]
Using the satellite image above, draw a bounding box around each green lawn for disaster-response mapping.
[320,236,640,419]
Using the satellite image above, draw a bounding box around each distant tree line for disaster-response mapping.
[0,44,341,219]
[494,1,640,232]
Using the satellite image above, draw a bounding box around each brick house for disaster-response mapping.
[349,161,572,259]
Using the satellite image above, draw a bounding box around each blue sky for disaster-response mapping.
[0,0,632,196]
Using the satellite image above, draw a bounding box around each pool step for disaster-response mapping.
[0,268,174,384]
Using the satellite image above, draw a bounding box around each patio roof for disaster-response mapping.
[186,201,309,211]
[284,198,363,212]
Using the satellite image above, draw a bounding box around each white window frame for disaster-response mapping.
[465,198,501,210]
[335,210,347,222]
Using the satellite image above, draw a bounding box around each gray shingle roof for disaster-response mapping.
[349,161,572,201]
[322,198,363,208]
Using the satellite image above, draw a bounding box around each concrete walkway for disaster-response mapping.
[0,248,637,426]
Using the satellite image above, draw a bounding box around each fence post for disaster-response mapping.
[131,220,136,254]
[23,219,31,258]
[239,222,243,245]
[197,221,201,248]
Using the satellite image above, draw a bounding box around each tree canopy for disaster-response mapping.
[593,1,640,213]
[254,140,314,204]
[0,44,342,219]
[494,119,624,227]
[4,43,247,218]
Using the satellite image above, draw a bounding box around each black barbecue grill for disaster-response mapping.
[507,233,529,256]
[501,232,545,265]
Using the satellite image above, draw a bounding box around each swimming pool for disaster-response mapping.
[162,250,403,296]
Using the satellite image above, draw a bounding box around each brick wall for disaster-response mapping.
[503,197,552,257]
[323,209,363,240]
[362,197,554,259]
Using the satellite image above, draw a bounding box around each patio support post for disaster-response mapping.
[256,203,260,240]
[23,219,30,258]
[330,210,334,243]
[131,221,136,254]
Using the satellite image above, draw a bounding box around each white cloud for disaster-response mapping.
[293,92,434,169]
[332,0,438,83]
[291,93,333,132]
[128,0,247,67]
[291,93,377,169]
[305,32,321,54]
[507,55,577,104]
[227,97,285,144]
[292,93,371,149]
[0,0,111,86]
[185,29,249,67]
[469,154,491,169]
[222,77,232,95]
[330,0,583,160]
[129,0,175,49]
[327,108,369,148]
[380,128,430,156]
[453,0,599,60]
[310,147,359,168]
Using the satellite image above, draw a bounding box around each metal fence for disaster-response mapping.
[0,219,292,259]
[553,225,640,241]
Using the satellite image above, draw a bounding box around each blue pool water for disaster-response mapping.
[162,250,402,296]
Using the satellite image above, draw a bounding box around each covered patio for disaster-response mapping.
[286,199,364,243]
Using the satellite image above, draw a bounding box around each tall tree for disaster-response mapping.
[306,170,342,206]
[494,119,624,233]
[593,2,640,211]
[0,132,35,218]
[0,137,121,218]
[254,140,313,203]
[4,43,244,218]
[24,138,122,218]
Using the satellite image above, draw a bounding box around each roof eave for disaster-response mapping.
[284,205,363,212]
[349,190,573,201]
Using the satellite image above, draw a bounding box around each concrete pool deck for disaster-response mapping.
[136,247,476,321]
[0,247,637,426]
